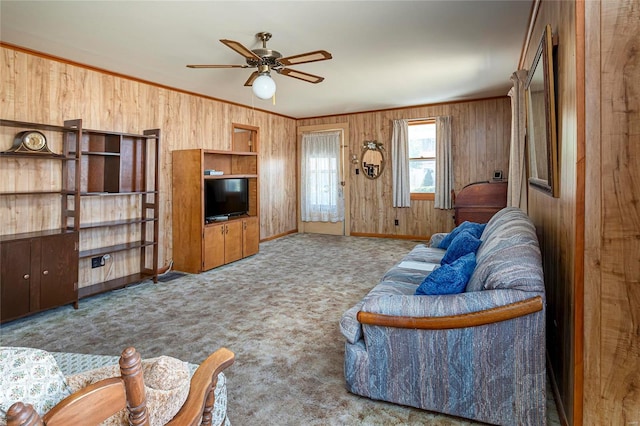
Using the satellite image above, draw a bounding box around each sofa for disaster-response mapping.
[0,347,230,426]
[340,207,546,425]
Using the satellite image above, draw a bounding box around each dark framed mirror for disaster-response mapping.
[525,24,558,197]
[361,140,385,179]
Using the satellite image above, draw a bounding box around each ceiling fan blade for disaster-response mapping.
[186,64,250,69]
[244,71,259,87]
[279,68,325,84]
[220,39,261,61]
[279,50,332,66]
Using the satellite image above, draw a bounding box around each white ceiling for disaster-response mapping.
[0,1,532,119]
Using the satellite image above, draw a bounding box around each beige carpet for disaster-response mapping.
[0,233,559,425]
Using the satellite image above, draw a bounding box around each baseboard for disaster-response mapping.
[260,228,297,242]
[350,232,429,241]
[263,230,429,242]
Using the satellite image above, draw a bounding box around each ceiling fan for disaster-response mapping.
[187,32,332,99]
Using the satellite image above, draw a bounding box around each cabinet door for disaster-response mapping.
[0,240,32,322]
[224,221,243,264]
[39,233,78,310]
[204,224,225,271]
[242,217,259,257]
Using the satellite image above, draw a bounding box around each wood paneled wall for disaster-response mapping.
[0,46,298,282]
[583,0,640,424]
[523,1,578,424]
[525,1,640,425]
[298,97,512,237]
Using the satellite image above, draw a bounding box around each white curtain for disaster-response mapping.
[300,131,344,222]
[507,69,529,211]
[391,119,411,207]
[434,116,453,209]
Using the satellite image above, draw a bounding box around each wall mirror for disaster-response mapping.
[361,140,385,179]
[525,24,558,197]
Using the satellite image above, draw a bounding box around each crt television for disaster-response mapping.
[205,178,249,219]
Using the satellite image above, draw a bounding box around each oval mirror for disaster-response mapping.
[361,140,385,179]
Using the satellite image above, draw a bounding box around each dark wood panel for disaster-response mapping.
[39,232,78,309]
[0,239,31,321]
[453,181,507,225]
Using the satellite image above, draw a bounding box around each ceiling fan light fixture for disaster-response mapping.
[252,73,276,100]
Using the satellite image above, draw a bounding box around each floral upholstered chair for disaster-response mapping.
[1,346,234,426]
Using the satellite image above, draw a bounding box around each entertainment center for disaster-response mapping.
[172,143,259,273]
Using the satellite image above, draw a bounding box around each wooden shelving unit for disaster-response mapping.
[0,118,81,323]
[68,127,160,297]
[0,118,160,321]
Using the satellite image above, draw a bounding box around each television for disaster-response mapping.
[205,178,249,219]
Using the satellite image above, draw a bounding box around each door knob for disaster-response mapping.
[23,274,30,280]
[43,270,49,275]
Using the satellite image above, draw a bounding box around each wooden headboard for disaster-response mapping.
[453,181,508,225]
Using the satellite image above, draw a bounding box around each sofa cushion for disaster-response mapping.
[0,347,72,423]
[438,221,486,249]
[466,207,544,293]
[415,252,476,295]
[440,230,482,265]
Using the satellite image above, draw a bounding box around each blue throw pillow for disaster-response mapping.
[438,221,486,249]
[440,230,482,265]
[415,252,477,295]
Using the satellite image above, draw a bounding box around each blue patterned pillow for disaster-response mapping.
[438,221,486,249]
[415,252,477,295]
[441,230,482,265]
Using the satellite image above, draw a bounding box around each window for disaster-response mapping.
[408,119,436,200]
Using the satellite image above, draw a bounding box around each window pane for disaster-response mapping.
[409,159,436,193]
[307,157,338,207]
[408,123,436,158]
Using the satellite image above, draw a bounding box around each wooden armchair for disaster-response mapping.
[6,347,235,426]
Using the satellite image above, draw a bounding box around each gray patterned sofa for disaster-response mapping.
[340,207,546,425]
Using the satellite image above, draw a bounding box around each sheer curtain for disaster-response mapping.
[391,119,411,207]
[300,131,344,222]
[507,69,529,211]
[434,116,453,209]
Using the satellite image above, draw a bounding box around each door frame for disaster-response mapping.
[297,123,350,236]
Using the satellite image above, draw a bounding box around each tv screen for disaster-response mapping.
[205,178,249,219]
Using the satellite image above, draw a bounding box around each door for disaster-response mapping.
[40,232,78,310]
[298,125,350,236]
[242,217,259,257]
[224,221,243,264]
[0,239,32,322]
[204,224,225,271]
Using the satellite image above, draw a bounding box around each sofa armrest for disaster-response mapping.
[358,289,543,330]
[358,295,542,329]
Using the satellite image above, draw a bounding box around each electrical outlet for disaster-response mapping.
[91,256,103,268]
[394,219,399,226]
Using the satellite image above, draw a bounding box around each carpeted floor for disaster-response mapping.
[0,233,559,425]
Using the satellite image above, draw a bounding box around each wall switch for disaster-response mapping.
[91,256,103,268]
[394,219,399,226]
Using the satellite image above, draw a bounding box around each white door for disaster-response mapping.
[298,125,349,236]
